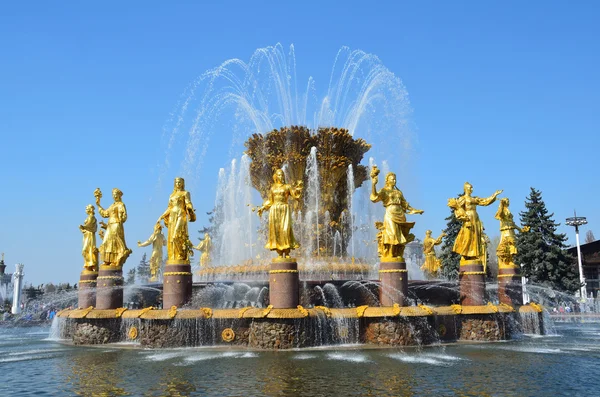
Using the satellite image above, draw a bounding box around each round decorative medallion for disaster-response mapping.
[438,324,447,337]
[128,326,138,340]
[221,328,235,342]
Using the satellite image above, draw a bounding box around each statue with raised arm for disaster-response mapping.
[193,233,212,267]
[79,204,99,272]
[495,198,529,268]
[370,166,424,260]
[420,230,445,276]
[138,223,166,281]
[448,182,502,263]
[158,177,196,264]
[256,168,303,258]
[95,188,131,268]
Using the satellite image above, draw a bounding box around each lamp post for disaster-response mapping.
[566,212,588,305]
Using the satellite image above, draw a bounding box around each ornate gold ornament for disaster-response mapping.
[114,307,127,318]
[438,324,447,337]
[221,328,235,342]
[168,305,178,319]
[128,326,138,340]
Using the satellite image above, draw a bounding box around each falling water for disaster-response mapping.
[305,147,320,258]
[212,155,258,268]
[333,231,342,258]
[159,43,413,200]
[347,164,355,259]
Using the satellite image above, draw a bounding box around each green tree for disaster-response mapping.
[125,268,136,285]
[439,200,462,280]
[516,187,580,293]
[136,253,151,284]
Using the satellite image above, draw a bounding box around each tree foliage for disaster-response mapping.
[125,268,136,285]
[439,197,462,280]
[585,230,596,244]
[516,187,580,293]
[136,253,151,284]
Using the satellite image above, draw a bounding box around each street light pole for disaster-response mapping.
[566,212,588,304]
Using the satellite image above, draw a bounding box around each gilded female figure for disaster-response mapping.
[193,233,212,267]
[79,204,98,272]
[159,177,196,264]
[448,182,502,262]
[138,223,167,281]
[257,169,303,258]
[96,188,131,268]
[495,198,529,268]
[421,230,445,276]
[370,166,423,259]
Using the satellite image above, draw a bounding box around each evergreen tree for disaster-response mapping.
[439,198,462,280]
[125,268,136,285]
[136,253,151,284]
[585,230,596,244]
[516,187,580,293]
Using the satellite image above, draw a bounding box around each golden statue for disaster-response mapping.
[495,198,529,269]
[79,204,99,272]
[95,188,131,268]
[256,169,303,258]
[138,223,166,281]
[375,221,385,258]
[482,230,491,272]
[448,182,502,263]
[193,233,212,267]
[370,166,423,260]
[420,230,445,276]
[158,177,196,264]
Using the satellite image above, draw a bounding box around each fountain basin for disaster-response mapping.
[55,303,544,349]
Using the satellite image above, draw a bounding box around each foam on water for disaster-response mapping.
[8,348,67,356]
[387,353,449,366]
[293,353,317,360]
[422,353,465,362]
[497,347,563,354]
[143,352,187,361]
[326,352,370,363]
[0,353,62,363]
[183,351,258,363]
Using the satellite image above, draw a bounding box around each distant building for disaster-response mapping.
[567,240,600,298]
[0,256,14,306]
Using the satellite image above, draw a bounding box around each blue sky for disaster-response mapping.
[1,1,598,285]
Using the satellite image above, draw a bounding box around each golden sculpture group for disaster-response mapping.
[80,171,526,281]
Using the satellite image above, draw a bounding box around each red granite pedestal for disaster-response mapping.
[498,266,523,306]
[96,265,124,310]
[163,261,193,308]
[459,260,486,306]
[379,259,408,307]
[78,270,97,308]
[269,259,299,309]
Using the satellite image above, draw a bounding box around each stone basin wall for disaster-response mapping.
[57,310,538,348]
[459,314,514,341]
[364,317,438,346]
[73,319,120,345]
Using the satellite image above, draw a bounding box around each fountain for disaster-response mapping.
[54,45,547,349]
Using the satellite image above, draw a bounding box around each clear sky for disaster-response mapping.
[1,1,598,286]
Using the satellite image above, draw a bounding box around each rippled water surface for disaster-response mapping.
[1,323,599,396]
